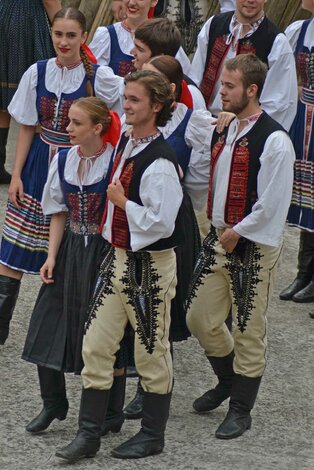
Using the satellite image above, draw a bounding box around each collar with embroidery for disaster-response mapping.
[130,131,161,146]
[238,111,263,124]
[77,143,107,160]
[227,12,265,44]
[121,20,135,34]
[56,56,82,70]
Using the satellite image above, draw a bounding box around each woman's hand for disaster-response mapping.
[8,175,24,209]
[40,257,56,284]
[213,112,236,133]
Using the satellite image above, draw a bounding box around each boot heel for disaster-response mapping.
[110,421,123,433]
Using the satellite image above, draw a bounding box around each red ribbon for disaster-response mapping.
[179,79,193,109]
[102,111,121,147]
[148,7,155,18]
[81,43,97,64]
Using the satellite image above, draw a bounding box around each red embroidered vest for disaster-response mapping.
[200,12,279,109]
[207,112,285,225]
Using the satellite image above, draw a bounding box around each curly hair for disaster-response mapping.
[124,70,174,127]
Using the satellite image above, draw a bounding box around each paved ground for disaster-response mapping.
[0,122,314,470]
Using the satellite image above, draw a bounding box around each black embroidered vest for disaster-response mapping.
[110,134,185,251]
[201,12,280,107]
[207,112,284,225]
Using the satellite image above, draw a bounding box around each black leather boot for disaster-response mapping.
[292,280,314,303]
[101,374,126,436]
[26,366,68,433]
[0,275,21,345]
[280,231,314,300]
[55,388,109,462]
[0,128,11,184]
[111,391,171,459]
[215,374,262,439]
[193,352,234,413]
[124,379,144,420]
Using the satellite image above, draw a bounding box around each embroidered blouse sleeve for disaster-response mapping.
[219,0,236,13]
[260,33,298,131]
[125,159,183,252]
[184,115,215,210]
[7,64,38,125]
[94,65,124,109]
[190,17,214,87]
[285,20,304,53]
[41,155,68,215]
[233,131,295,247]
[175,47,191,76]
[89,26,111,66]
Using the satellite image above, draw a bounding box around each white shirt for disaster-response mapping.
[8,58,124,124]
[185,116,295,247]
[89,22,192,76]
[190,15,298,130]
[219,0,236,13]
[102,137,183,251]
[159,102,213,208]
[42,144,114,215]
[285,17,314,52]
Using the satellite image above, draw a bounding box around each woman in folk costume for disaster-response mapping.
[0,7,122,345]
[22,97,122,434]
[90,0,191,76]
[0,0,61,184]
[280,0,314,306]
[56,70,183,462]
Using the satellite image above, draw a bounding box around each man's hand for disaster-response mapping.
[219,228,241,253]
[107,179,128,210]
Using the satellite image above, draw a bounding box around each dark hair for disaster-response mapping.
[72,97,111,136]
[224,54,268,99]
[124,70,174,127]
[147,55,183,102]
[52,7,94,96]
[135,18,181,58]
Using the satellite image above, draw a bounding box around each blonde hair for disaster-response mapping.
[72,97,111,135]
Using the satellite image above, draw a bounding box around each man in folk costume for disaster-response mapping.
[56,70,183,461]
[190,0,298,131]
[185,54,295,439]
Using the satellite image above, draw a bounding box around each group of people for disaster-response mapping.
[0,0,311,463]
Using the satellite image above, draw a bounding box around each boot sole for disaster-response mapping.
[26,412,68,433]
[111,448,163,459]
[55,451,96,462]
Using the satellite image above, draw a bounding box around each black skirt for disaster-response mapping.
[0,0,55,110]
[22,230,110,375]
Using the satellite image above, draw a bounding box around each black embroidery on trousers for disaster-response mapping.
[84,245,116,333]
[121,252,162,354]
[224,241,263,333]
[185,226,218,312]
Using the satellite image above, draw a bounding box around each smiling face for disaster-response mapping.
[123,0,157,24]
[123,81,160,133]
[66,104,102,147]
[131,38,152,70]
[52,18,87,65]
[236,0,266,23]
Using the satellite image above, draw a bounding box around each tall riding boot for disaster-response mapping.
[101,373,126,436]
[56,388,109,462]
[193,352,235,413]
[215,374,262,439]
[124,378,144,420]
[26,366,68,433]
[112,391,172,459]
[0,128,11,184]
[0,275,21,345]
